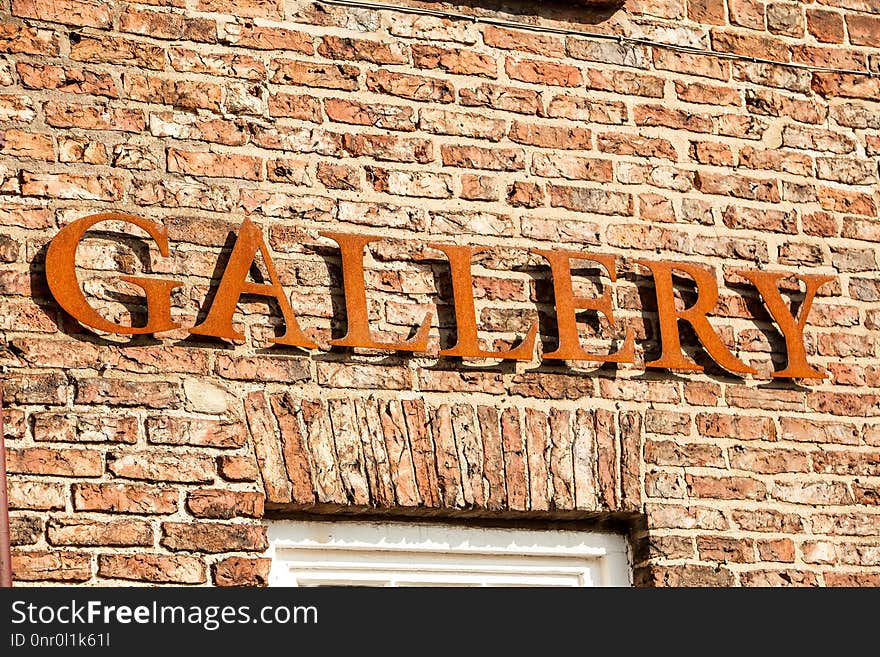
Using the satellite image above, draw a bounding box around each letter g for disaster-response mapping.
[45,213,182,335]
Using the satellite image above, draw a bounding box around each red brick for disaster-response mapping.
[186,489,264,519]
[17,62,117,96]
[73,482,178,514]
[1,129,53,161]
[119,6,215,41]
[108,450,214,484]
[740,570,818,587]
[687,475,767,500]
[547,95,627,124]
[196,0,281,19]
[366,70,455,103]
[99,553,205,584]
[459,83,542,114]
[808,9,845,43]
[508,121,591,150]
[7,447,102,477]
[47,517,153,547]
[218,455,259,482]
[506,58,582,87]
[697,536,755,563]
[640,564,735,587]
[8,480,66,510]
[124,74,222,112]
[325,98,415,132]
[711,29,790,62]
[167,149,261,180]
[161,522,267,553]
[43,101,143,131]
[635,105,714,133]
[441,145,524,171]
[225,24,313,52]
[413,44,496,78]
[812,73,880,100]
[729,446,810,474]
[733,509,803,533]
[549,184,632,216]
[342,134,432,164]
[12,550,91,581]
[12,0,111,28]
[757,539,796,563]
[484,25,565,57]
[318,35,405,64]
[598,133,677,160]
[147,416,246,448]
[270,60,359,90]
[213,557,271,586]
[653,49,729,81]
[846,15,880,47]
[268,93,323,121]
[688,0,726,23]
[69,35,165,69]
[0,23,59,55]
[586,69,665,97]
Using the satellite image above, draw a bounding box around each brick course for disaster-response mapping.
[1,0,879,587]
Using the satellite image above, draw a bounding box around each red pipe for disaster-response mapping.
[0,387,12,587]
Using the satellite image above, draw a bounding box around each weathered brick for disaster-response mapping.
[167,149,261,180]
[218,455,259,482]
[12,0,111,28]
[69,35,164,69]
[271,59,359,90]
[459,83,542,114]
[8,480,66,510]
[12,550,91,581]
[48,517,153,547]
[412,44,496,78]
[366,69,455,102]
[325,98,415,132]
[225,24,313,52]
[99,553,205,584]
[213,557,271,586]
[196,0,281,19]
[441,144,524,171]
[161,522,267,553]
[0,23,59,55]
[186,489,264,519]
[74,482,177,515]
[486,25,564,57]
[2,0,880,590]
[7,447,101,477]
[107,451,214,484]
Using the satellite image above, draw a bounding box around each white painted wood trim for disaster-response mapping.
[267,520,632,587]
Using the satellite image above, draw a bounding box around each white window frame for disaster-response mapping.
[267,519,631,587]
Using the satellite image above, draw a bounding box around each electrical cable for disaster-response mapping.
[317,0,878,77]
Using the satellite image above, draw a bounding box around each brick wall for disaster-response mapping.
[1,0,879,586]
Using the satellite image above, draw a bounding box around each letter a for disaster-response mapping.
[190,218,315,348]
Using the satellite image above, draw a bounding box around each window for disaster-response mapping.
[267,520,631,587]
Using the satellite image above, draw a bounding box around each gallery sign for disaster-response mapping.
[45,213,833,380]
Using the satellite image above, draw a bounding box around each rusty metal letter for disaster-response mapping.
[430,243,537,361]
[320,231,431,352]
[735,270,833,379]
[637,259,755,375]
[45,212,182,335]
[190,218,316,348]
[533,249,635,363]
